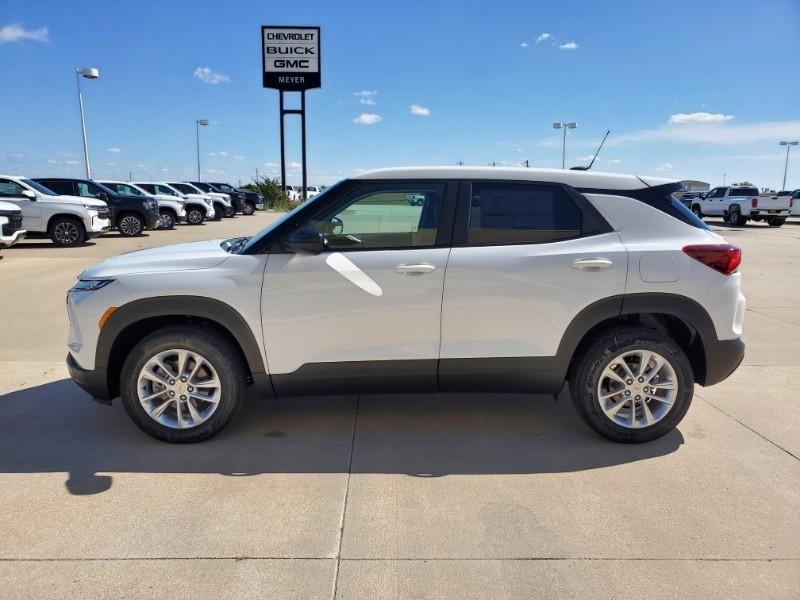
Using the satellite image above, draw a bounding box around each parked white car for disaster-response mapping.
[175,182,232,220]
[305,185,321,198]
[134,183,215,224]
[0,200,26,249]
[692,184,791,226]
[0,175,109,246]
[789,189,800,216]
[285,185,301,201]
[99,181,186,230]
[67,167,744,444]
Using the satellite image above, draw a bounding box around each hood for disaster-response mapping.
[82,239,230,278]
[46,194,108,209]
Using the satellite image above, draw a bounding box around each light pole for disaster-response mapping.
[196,119,209,180]
[779,141,798,191]
[552,122,577,169]
[75,67,100,179]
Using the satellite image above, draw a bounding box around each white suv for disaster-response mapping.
[66,167,745,443]
[0,175,110,246]
[134,182,215,224]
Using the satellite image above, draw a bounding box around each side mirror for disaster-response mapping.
[281,225,323,254]
[22,189,36,200]
[97,192,109,201]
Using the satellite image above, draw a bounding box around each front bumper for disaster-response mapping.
[88,216,110,237]
[701,337,745,386]
[144,209,161,230]
[0,227,26,247]
[67,353,112,403]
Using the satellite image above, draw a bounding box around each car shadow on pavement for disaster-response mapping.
[0,379,683,495]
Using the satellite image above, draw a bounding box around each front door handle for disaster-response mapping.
[572,257,613,271]
[395,263,436,275]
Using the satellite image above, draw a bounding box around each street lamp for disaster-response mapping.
[75,67,100,179]
[779,140,798,191]
[196,119,209,180]
[553,121,577,169]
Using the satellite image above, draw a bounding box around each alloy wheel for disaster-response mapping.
[187,209,203,224]
[137,349,222,429]
[54,221,80,245]
[596,349,678,429]
[119,215,142,236]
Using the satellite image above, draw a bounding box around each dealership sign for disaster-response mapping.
[262,26,321,91]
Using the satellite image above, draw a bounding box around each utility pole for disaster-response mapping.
[552,122,577,169]
[779,141,799,190]
[522,159,529,168]
[456,161,464,166]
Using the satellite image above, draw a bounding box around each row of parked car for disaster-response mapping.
[0,176,264,250]
[678,184,798,227]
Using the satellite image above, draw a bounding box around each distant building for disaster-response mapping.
[681,180,710,192]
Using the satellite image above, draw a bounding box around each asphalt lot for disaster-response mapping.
[0,213,798,599]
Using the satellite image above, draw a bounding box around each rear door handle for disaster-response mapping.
[572,257,613,270]
[395,263,436,275]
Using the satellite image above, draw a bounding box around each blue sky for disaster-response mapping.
[1,0,799,189]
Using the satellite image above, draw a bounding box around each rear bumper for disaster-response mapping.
[67,353,112,403]
[701,337,745,386]
[749,209,789,217]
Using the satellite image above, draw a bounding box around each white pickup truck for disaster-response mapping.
[692,184,791,227]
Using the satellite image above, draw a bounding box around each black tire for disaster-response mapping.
[224,206,235,218]
[569,327,694,443]
[211,203,224,221]
[49,216,86,247]
[186,206,205,225]
[722,212,730,223]
[691,204,702,218]
[159,209,176,230]
[242,201,256,215]
[728,207,747,226]
[766,217,785,227]
[118,212,145,236]
[120,326,246,443]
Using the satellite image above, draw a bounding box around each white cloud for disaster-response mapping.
[46,159,58,164]
[559,41,579,50]
[655,162,674,172]
[0,24,49,44]
[107,147,121,153]
[410,104,431,117]
[578,154,595,161]
[234,155,244,160]
[354,113,382,125]
[668,112,734,124]
[354,90,377,105]
[64,159,80,165]
[607,159,622,164]
[210,152,218,157]
[535,33,552,44]
[617,119,800,146]
[218,151,228,157]
[288,161,302,169]
[193,67,230,84]
[520,42,529,48]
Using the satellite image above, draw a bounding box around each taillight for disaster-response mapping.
[683,244,741,275]
[751,197,758,208]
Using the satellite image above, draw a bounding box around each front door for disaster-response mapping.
[261,180,455,395]
[0,179,41,230]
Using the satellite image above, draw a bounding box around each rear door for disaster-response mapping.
[439,180,627,391]
[261,180,456,394]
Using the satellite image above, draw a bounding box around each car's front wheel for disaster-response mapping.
[120,326,246,443]
[118,213,145,236]
[49,216,86,247]
[569,328,694,443]
[186,207,205,225]
[158,209,176,229]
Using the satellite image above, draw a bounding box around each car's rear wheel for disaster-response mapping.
[158,209,176,230]
[728,207,747,226]
[766,217,785,227]
[118,213,145,236]
[186,207,204,225]
[569,328,694,443]
[242,201,256,215]
[49,216,86,247]
[120,326,246,443]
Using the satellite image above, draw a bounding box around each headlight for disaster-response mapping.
[69,279,114,293]
[178,199,186,206]
[83,205,99,212]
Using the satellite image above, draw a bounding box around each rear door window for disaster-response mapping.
[466,182,587,245]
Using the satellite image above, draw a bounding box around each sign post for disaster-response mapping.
[262,26,321,201]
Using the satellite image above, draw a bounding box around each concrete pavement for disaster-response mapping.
[0,213,798,598]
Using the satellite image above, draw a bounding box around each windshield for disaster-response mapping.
[170,183,198,195]
[102,182,144,196]
[22,179,58,195]
[240,181,344,254]
[191,182,212,192]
